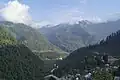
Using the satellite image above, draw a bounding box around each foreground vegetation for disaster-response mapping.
[0,44,44,80]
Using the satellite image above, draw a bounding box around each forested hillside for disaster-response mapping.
[0,21,46,80]
[0,44,44,80]
[55,30,120,77]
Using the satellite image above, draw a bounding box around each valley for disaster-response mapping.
[1,20,120,80]
[0,0,120,79]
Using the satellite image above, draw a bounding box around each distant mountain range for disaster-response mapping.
[40,19,120,52]
[40,21,94,52]
[84,19,120,41]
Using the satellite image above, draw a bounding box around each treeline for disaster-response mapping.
[0,44,44,80]
[55,30,120,77]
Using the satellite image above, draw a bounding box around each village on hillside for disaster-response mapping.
[44,53,120,80]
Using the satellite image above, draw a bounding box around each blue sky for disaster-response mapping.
[0,0,120,25]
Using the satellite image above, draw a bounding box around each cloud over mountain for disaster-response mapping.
[0,0,103,27]
[0,0,32,25]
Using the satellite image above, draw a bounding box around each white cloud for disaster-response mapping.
[0,0,32,25]
[0,0,103,27]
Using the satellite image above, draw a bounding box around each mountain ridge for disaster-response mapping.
[0,21,67,60]
[40,21,95,52]
[40,19,120,52]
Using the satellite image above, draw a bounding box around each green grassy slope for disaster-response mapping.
[0,21,68,59]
